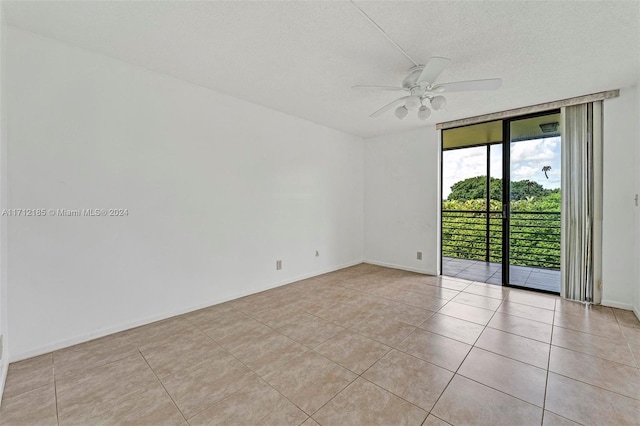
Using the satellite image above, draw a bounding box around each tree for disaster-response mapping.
[447,176,502,202]
[447,176,551,202]
[510,180,549,201]
[542,165,551,179]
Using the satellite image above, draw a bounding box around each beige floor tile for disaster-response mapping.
[423,415,452,425]
[350,313,417,347]
[182,302,241,328]
[11,265,640,426]
[506,290,557,310]
[555,299,615,321]
[250,304,309,328]
[458,348,547,407]
[630,342,640,364]
[462,282,510,300]
[545,372,640,425]
[188,378,307,426]
[56,354,183,425]
[419,313,485,345]
[549,345,640,399]
[264,351,357,414]
[140,331,221,378]
[307,300,369,327]
[614,308,640,329]
[452,292,502,310]
[621,324,640,345]
[554,311,625,341]
[53,332,138,378]
[56,354,158,406]
[63,384,184,426]
[313,377,427,425]
[159,349,258,418]
[397,329,471,372]
[551,326,637,367]
[0,382,57,426]
[314,330,390,374]
[199,313,272,350]
[3,353,54,399]
[228,330,308,377]
[475,327,550,369]
[498,301,555,324]
[431,375,542,426]
[429,277,471,292]
[438,302,495,325]
[488,312,552,343]
[363,349,453,411]
[124,316,197,348]
[397,282,460,301]
[376,301,435,326]
[277,314,345,348]
[386,290,449,311]
[542,411,580,426]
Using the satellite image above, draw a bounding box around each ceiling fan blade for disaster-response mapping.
[417,57,451,86]
[369,96,409,118]
[432,78,502,93]
[352,85,407,92]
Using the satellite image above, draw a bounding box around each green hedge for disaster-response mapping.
[442,194,560,269]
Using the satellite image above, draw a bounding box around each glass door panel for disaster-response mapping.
[507,114,561,292]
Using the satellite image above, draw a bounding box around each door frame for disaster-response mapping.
[501,109,560,292]
[440,108,561,295]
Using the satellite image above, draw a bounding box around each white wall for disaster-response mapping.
[5,27,364,360]
[601,86,639,310]
[364,126,440,275]
[635,82,640,320]
[0,3,9,402]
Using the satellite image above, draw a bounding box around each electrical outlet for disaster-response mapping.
[417,251,423,260]
[276,260,282,270]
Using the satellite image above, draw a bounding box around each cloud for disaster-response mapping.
[511,138,558,163]
[443,137,561,198]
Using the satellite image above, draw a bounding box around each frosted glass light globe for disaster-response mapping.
[418,106,431,120]
[405,95,422,111]
[395,106,409,119]
[430,95,447,111]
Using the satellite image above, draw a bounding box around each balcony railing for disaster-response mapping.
[442,209,561,269]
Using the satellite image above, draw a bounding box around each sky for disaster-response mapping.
[442,136,561,199]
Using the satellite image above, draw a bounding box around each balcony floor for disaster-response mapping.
[442,257,560,293]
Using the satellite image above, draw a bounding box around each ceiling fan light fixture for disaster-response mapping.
[418,106,431,120]
[394,105,409,119]
[405,95,422,111]
[430,95,447,111]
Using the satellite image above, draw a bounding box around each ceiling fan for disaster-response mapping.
[349,2,502,120]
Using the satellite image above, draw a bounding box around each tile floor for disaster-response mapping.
[442,257,561,293]
[1,263,639,425]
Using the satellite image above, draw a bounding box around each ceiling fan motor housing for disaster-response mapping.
[402,66,426,89]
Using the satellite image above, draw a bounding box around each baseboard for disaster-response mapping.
[364,259,436,276]
[601,299,634,311]
[0,349,9,407]
[633,305,640,322]
[10,259,364,362]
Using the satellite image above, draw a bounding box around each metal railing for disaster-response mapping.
[442,210,561,269]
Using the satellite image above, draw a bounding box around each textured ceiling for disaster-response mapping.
[3,1,639,138]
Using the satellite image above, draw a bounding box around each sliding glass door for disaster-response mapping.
[442,110,561,293]
[504,114,562,292]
